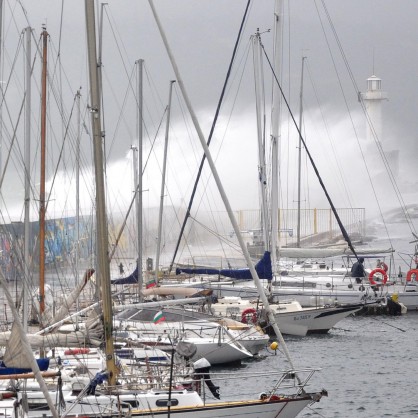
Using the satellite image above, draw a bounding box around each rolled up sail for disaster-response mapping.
[111,266,138,285]
[176,251,272,281]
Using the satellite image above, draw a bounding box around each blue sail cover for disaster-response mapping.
[0,358,50,375]
[176,251,272,281]
[111,266,139,285]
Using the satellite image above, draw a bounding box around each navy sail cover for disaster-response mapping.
[175,251,272,281]
[111,266,138,285]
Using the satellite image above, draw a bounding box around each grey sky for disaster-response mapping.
[1,0,417,222]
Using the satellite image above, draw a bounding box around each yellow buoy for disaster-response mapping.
[270,341,279,351]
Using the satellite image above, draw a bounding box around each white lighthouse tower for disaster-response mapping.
[360,74,399,177]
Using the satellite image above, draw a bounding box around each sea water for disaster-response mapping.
[218,312,418,417]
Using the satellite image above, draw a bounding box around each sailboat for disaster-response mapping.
[81,0,325,416]
[0,1,327,416]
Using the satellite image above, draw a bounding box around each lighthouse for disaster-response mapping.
[360,74,399,177]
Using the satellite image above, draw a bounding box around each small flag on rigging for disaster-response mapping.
[153,311,166,324]
[146,278,157,288]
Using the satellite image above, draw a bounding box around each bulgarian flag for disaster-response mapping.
[146,278,157,289]
[153,311,166,324]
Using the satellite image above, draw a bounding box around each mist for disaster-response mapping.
[0,0,416,247]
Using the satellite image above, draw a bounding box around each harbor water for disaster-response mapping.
[218,312,418,417]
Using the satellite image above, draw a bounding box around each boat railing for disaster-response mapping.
[197,367,321,400]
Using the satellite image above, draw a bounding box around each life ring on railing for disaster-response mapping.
[368,268,388,286]
[406,269,418,282]
[241,308,257,324]
[64,348,90,355]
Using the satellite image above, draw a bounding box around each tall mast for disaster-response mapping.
[131,142,139,290]
[252,30,269,252]
[136,59,143,297]
[98,2,107,173]
[296,56,306,248]
[155,80,175,283]
[39,27,48,319]
[270,0,283,269]
[149,0,299,373]
[23,26,31,332]
[85,0,117,386]
[75,89,81,318]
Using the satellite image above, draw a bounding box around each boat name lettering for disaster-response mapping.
[294,315,312,320]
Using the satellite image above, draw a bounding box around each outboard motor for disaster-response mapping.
[193,358,220,399]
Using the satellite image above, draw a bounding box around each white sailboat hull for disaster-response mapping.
[130,397,315,417]
[212,296,363,336]
[269,304,363,336]
[188,278,418,310]
[5,386,322,418]
[116,320,254,365]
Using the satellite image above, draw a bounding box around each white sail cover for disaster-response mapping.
[2,322,31,368]
[44,269,95,327]
[1,330,101,354]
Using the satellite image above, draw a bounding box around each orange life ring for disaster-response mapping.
[64,348,90,355]
[241,308,257,324]
[368,268,388,285]
[406,269,418,282]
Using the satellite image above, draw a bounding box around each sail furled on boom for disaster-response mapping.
[111,266,139,285]
[176,251,273,281]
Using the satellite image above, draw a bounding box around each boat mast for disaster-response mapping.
[75,89,81,319]
[148,0,299,372]
[39,27,48,320]
[270,0,283,270]
[85,0,117,386]
[296,56,306,248]
[23,26,31,332]
[131,143,139,269]
[252,29,269,252]
[98,2,107,173]
[155,80,175,284]
[136,58,143,298]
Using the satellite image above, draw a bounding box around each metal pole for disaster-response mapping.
[149,0,299,373]
[23,26,31,332]
[136,59,144,299]
[296,56,306,248]
[39,27,48,319]
[85,0,117,386]
[155,80,175,283]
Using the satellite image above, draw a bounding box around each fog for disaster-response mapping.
[0,0,417,238]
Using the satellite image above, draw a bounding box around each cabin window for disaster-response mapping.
[156,399,179,407]
[124,400,139,407]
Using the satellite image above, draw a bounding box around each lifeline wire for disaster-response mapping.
[168,0,252,273]
[260,42,359,261]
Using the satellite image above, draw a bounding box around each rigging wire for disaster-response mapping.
[168,0,252,273]
[304,59,354,208]
[260,41,360,260]
[173,42,253,265]
[316,1,416,239]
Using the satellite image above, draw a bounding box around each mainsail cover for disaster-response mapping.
[111,266,138,285]
[47,268,95,326]
[175,251,272,281]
